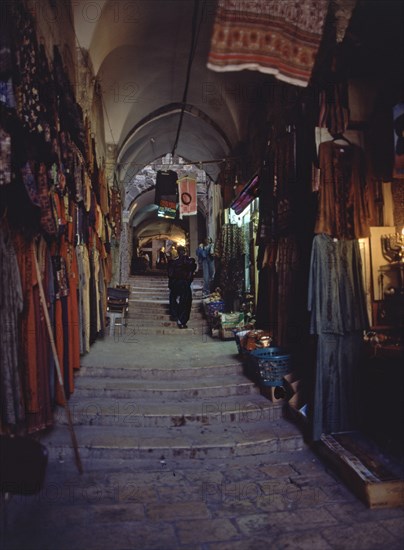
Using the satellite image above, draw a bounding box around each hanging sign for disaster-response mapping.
[177,175,197,219]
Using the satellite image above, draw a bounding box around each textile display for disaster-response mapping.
[315,140,370,239]
[231,175,259,215]
[215,224,245,297]
[177,175,197,218]
[0,1,114,433]
[0,227,24,426]
[0,125,11,185]
[317,82,350,137]
[207,0,329,87]
[308,234,369,440]
[393,103,404,179]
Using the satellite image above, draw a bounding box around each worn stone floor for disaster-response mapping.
[2,331,404,550]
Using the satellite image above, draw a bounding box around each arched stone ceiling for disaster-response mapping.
[71,0,271,192]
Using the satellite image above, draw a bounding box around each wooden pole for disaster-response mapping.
[32,241,83,474]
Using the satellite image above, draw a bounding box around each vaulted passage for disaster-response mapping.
[1,1,404,547]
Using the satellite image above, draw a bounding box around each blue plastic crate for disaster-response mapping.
[246,347,291,387]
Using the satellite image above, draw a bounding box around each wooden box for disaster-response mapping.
[316,431,404,509]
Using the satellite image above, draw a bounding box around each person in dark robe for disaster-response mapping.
[167,246,197,328]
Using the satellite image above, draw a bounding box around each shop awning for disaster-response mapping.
[230,174,259,215]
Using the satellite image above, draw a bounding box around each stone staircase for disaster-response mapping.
[6,276,329,550]
[126,274,206,335]
[40,274,305,465]
[44,349,304,462]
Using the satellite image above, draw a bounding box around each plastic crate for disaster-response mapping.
[204,300,225,316]
[246,347,291,387]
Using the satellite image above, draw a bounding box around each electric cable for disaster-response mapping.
[171,0,205,157]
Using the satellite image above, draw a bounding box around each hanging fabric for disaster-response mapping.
[315,140,370,239]
[207,0,329,87]
[231,174,259,215]
[0,225,25,427]
[308,234,369,440]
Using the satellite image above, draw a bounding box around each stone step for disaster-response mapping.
[126,310,206,325]
[57,395,283,427]
[71,375,258,399]
[129,289,203,295]
[125,318,205,327]
[129,301,203,308]
[78,362,244,379]
[107,326,203,336]
[41,418,304,461]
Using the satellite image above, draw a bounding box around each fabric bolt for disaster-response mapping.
[207,0,329,87]
[308,234,369,440]
[0,227,25,426]
[315,140,370,239]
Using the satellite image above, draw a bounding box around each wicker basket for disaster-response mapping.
[246,347,291,387]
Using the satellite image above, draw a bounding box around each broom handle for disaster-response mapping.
[32,241,83,474]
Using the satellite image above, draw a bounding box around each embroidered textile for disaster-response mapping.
[207,0,329,87]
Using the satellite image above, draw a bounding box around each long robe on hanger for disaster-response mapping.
[308,234,369,440]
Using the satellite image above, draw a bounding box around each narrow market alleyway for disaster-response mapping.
[2,276,404,550]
